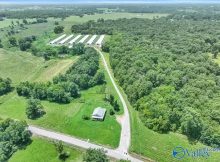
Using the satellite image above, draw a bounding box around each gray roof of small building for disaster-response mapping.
[92,107,106,119]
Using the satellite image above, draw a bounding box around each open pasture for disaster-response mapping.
[0,48,76,84]
[0,18,36,29]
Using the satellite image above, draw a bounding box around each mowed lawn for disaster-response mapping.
[103,53,220,162]
[0,48,122,148]
[0,86,121,148]
[9,137,83,162]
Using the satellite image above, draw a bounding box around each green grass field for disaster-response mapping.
[0,18,36,29]
[0,19,19,28]
[0,18,58,50]
[103,52,220,162]
[9,137,83,162]
[0,48,76,84]
[0,47,122,148]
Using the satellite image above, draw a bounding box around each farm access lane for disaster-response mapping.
[29,47,144,162]
[95,48,131,154]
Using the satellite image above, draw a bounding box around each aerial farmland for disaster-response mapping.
[0,1,220,162]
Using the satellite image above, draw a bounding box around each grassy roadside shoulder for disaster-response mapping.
[103,52,220,162]
[9,137,83,162]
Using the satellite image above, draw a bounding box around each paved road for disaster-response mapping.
[29,126,142,162]
[29,48,143,162]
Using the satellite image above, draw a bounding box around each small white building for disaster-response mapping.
[92,107,106,121]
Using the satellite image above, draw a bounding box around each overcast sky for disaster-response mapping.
[0,0,220,4]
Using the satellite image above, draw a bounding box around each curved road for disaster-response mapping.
[29,48,143,162]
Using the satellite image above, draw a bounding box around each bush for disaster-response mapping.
[93,71,105,85]
[8,37,17,46]
[18,35,36,51]
[0,77,12,96]
[83,148,109,162]
[54,141,70,161]
[54,25,64,34]
[113,100,120,112]
[102,42,110,52]
[109,109,115,115]
[26,98,45,119]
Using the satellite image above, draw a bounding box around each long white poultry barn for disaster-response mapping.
[68,35,82,47]
[49,34,66,44]
[87,35,97,45]
[96,35,105,47]
[78,35,89,43]
[59,34,74,45]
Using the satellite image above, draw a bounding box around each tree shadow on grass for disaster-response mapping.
[29,111,46,120]
[187,136,199,145]
[18,138,33,150]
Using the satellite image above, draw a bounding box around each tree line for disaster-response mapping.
[17,47,105,104]
[0,7,102,19]
[73,14,220,147]
[0,77,12,96]
[32,42,85,60]
[8,35,36,51]
[0,119,31,161]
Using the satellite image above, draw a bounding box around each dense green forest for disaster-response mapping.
[71,14,220,147]
[0,119,31,161]
[17,47,104,104]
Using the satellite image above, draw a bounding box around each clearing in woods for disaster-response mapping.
[0,48,77,83]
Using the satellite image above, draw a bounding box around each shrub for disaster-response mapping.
[109,109,115,115]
